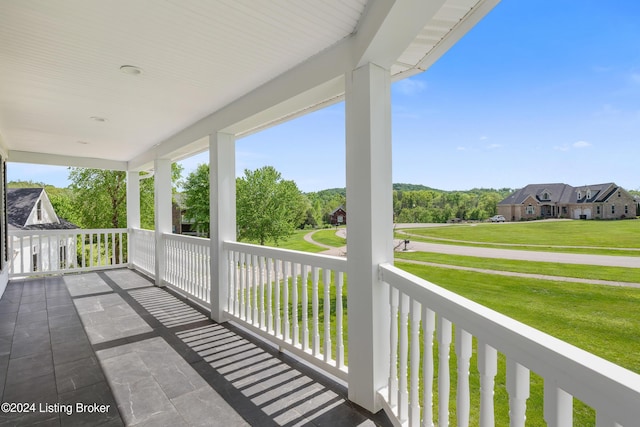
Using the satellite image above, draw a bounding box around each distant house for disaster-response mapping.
[8,188,77,273]
[328,206,347,225]
[497,182,636,221]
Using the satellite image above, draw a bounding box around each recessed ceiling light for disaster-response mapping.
[90,116,106,122]
[120,65,143,76]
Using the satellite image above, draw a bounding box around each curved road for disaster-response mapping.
[308,227,640,268]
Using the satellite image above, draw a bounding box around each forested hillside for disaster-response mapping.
[303,185,514,225]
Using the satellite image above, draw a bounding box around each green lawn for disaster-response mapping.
[399,220,640,255]
[395,251,640,283]
[243,229,326,253]
[310,228,346,248]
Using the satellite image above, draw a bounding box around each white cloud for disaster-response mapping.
[395,78,427,96]
[572,140,592,148]
[456,146,466,151]
[553,140,592,152]
[487,143,502,149]
[479,136,489,141]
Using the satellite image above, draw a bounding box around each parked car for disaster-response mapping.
[490,215,506,222]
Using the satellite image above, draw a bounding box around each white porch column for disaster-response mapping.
[345,62,393,412]
[154,159,172,286]
[126,171,140,268]
[209,132,236,322]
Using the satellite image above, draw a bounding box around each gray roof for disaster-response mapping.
[499,182,619,205]
[7,188,43,227]
[7,188,77,230]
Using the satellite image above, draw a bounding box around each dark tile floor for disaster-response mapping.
[0,269,391,426]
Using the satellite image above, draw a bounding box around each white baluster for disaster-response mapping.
[389,286,399,407]
[544,382,572,427]
[335,272,344,369]
[398,293,410,423]
[437,316,452,427]
[456,328,472,427]
[291,262,299,346]
[323,268,332,362]
[259,256,266,329]
[226,250,234,315]
[506,359,530,427]
[312,267,320,356]
[301,264,309,351]
[239,252,246,319]
[409,299,420,427]
[283,261,290,342]
[275,259,281,337]
[477,341,497,427]
[266,257,273,333]
[252,254,259,325]
[422,308,436,427]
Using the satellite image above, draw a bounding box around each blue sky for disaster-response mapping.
[9,1,640,192]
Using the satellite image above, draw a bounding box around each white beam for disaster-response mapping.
[353,0,447,69]
[345,62,393,412]
[209,132,236,322]
[415,0,501,72]
[8,150,128,171]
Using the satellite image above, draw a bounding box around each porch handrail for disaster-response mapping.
[8,228,128,277]
[378,262,640,427]
[129,227,155,277]
[223,240,348,380]
[162,232,211,308]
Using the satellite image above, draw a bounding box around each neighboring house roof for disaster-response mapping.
[330,206,346,215]
[7,188,77,230]
[499,182,623,205]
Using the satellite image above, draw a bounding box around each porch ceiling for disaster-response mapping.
[0,0,498,170]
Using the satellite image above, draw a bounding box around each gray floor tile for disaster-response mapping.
[55,356,106,394]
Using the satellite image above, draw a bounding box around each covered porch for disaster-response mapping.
[1,268,388,426]
[1,1,639,426]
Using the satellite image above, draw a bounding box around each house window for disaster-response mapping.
[596,206,601,215]
[586,190,591,199]
[36,200,42,221]
[577,191,582,200]
[542,192,550,201]
[526,205,535,215]
[625,205,629,214]
[611,205,615,214]
[562,207,567,214]
[618,191,621,197]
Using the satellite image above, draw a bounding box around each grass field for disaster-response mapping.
[395,250,640,283]
[399,220,640,249]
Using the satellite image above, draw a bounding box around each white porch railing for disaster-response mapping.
[223,241,348,380]
[163,232,211,308]
[130,228,155,276]
[9,228,128,277]
[378,263,640,427]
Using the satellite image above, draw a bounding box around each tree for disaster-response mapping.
[237,166,307,245]
[182,164,211,236]
[69,169,128,229]
[68,164,183,230]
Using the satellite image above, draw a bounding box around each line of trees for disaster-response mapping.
[10,166,516,248]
